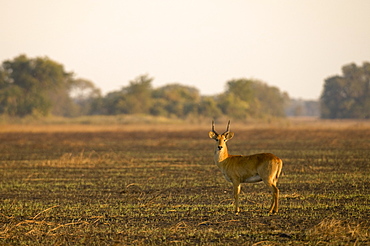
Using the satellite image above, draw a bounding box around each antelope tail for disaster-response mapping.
[276,160,283,180]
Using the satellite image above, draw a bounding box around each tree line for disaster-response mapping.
[320,62,370,119]
[0,55,289,120]
[1,55,368,119]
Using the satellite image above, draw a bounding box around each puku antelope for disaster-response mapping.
[209,120,283,214]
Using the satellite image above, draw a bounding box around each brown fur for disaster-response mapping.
[209,121,283,214]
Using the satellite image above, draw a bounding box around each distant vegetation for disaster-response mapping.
[1,54,368,120]
[320,62,370,119]
[285,99,319,118]
[0,55,288,120]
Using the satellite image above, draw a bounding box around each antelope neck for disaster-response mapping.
[214,145,229,163]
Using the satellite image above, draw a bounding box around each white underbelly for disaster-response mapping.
[244,175,262,183]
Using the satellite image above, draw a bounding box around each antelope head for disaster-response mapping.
[208,120,234,152]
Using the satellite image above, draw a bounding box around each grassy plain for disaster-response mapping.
[0,120,369,245]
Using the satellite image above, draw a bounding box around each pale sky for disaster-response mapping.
[1,0,370,100]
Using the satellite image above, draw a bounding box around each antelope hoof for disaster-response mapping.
[268,209,278,215]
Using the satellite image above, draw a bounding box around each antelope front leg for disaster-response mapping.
[233,183,241,214]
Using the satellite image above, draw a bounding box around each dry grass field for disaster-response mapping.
[0,120,369,245]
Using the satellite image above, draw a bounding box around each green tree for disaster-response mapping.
[152,84,200,118]
[101,90,124,115]
[69,78,102,115]
[252,82,288,118]
[101,74,153,115]
[198,96,222,119]
[0,55,73,116]
[0,86,24,116]
[218,78,287,119]
[321,62,370,119]
[217,92,251,120]
[217,79,254,119]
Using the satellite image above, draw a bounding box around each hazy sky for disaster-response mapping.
[1,0,370,99]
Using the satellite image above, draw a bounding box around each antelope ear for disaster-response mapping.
[225,132,234,140]
[209,131,217,139]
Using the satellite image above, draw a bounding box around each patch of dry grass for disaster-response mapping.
[308,218,368,244]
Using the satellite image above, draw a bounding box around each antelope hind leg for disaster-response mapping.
[268,184,279,214]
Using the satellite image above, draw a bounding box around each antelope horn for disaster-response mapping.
[222,120,231,135]
[211,120,219,135]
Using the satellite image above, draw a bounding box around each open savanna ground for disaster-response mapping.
[0,121,369,245]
